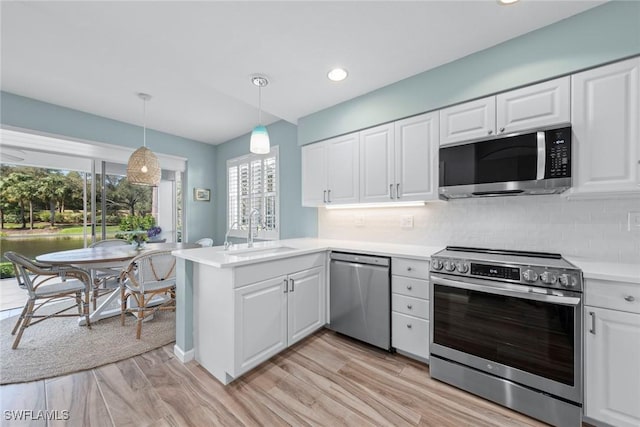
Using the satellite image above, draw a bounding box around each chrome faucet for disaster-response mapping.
[224,221,238,250]
[247,208,261,248]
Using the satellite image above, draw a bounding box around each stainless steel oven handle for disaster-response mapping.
[432,276,581,306]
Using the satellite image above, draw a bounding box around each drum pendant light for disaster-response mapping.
[250,76,270,154]
[127,93,161,186]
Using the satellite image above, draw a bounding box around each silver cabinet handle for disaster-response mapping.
[499,127,505,133]
[290,279,295,293]
[407,304,412,310]
[389,184,394,199]
[406,324,412,329]
[283,279,288,293]
[488,130,493,135]
[323,190,327,203]
[624,295,636,302]
[327,189,331,203]
[396,183,400,199]
[589,311,596,334]
[407,267,413,271]
[406,285,412,290]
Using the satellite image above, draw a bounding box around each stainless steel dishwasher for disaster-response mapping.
[329,252,391,350]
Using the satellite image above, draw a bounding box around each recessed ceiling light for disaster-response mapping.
[498,0,519,4]
[327,68,348,82]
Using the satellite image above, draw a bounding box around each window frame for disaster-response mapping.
[226,146,280,240]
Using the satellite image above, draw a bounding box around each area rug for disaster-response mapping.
[0,307,175,385]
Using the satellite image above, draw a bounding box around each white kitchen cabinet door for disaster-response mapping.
[234,276,288,375]
[571,57,640,196]
[326,133,360,204]
[287,266,325,346]
[301,142,328,207]
[439,96,496,146]
[496,76,570,135]
[395,112,439,201]
[584,306,640,427]
[360,123,395,203]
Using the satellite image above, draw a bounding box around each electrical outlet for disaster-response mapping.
[628,211,640,232]
[354,215,365,227]
[400,215,414,229]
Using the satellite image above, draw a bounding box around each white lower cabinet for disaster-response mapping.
[235,276,288,373]
[584,279,640,427]
[287,266,325,345]
[193,253,326,384]
[391,257,430,361]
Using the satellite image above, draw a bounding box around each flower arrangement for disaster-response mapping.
[115,214,161,248]
[147,226,162,239]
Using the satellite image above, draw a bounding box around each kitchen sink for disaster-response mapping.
[228,246,297,258]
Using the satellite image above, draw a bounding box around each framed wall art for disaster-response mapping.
[193,188,211,202]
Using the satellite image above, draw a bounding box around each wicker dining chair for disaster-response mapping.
[4,251,92,349]
[195,237,214,247]
[88,238,129,308]
[119,249,176,339]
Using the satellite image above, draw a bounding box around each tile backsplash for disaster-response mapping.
[318,196,640,263]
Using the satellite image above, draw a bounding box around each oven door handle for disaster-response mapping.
[432,276,582,306]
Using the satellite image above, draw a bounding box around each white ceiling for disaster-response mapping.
[1,1,605,145]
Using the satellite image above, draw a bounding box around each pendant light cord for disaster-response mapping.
[258,84,262,125]
[143,97,147,148]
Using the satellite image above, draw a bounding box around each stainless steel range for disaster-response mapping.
[429,246,583,427]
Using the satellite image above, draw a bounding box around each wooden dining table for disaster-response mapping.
[36,242,199,325]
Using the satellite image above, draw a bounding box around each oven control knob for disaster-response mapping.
[540,271,557,284]
[456,262,469,274]
[431,259,443,271]
[558,274,575,288]
[444,260,456,272]
[522,269,538,282]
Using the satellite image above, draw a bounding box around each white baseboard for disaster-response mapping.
[173,344,195,363]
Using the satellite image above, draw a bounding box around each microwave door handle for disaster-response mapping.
[432,276,581,306]
[536,131,546,180]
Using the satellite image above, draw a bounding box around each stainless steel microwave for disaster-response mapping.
[438,126,571,199]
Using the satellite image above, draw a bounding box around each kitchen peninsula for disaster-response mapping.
[171,238,439,384]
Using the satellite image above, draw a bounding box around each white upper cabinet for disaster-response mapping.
[326,133,360,204]
[301,142,328,207]
[439,97,496,145]
[439,77,570,146]
[496,76,570,134]
[360,123,395,203]
[301,132,359,206]
[394,112,439,201]
[359,113,439,203]
[570,57,640,196]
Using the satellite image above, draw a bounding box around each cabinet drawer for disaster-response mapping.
[392,258,430,279]
[392,294,429,319]
[586,279,640,314]
[392,312,429,359]
[392,276,429,299]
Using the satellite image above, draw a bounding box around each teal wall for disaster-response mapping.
[213,120,317,246]
[0,91,216,242]
[298,1,640,145]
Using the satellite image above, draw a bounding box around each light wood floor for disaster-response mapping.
[1,329,562,427]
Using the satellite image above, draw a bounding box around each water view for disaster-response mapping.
[1,236,86,261]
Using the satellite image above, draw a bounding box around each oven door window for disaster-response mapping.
[439,133,538,186]
[433,284,575,386]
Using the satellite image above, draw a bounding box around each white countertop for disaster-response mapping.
[172,238,638,284]
[172,238,441,268]
[566,257,640,284]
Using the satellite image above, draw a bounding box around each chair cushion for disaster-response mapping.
[34,279,86,297]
